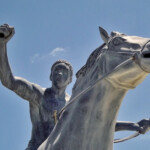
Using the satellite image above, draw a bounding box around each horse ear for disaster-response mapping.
[99,27,109,45]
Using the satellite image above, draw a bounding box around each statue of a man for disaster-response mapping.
[0,24,150,150]
[0,24,73,150]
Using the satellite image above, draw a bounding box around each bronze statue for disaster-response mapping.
[0,24,149,150]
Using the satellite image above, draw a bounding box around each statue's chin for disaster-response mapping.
[54,82,65,89]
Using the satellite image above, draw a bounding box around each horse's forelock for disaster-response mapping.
[111,31,126,37]
[75,32,126,79]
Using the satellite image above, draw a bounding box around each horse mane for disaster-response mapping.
[75,32,126,79]
[76,43,106,78]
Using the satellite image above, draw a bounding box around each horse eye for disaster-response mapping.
[131,44,140,49]
[112,38,124,46]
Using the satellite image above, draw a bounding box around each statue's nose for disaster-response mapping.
[57,72,63,77]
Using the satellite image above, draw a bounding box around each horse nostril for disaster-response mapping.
[0,33,5,38]
[143,53,150,58]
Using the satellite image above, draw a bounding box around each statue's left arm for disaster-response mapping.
[115,119,150,134]
[115,121,140,132]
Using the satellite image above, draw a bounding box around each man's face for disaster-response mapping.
[51,63,71,88]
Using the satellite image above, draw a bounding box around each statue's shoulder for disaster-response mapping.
[33,83,45,94]
[43,88,53,96]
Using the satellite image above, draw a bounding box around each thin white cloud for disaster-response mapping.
[31,53,40,63]
[49,47,65,57]
[30,47,66,63]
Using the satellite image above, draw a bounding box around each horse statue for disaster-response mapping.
[38,27,150,150]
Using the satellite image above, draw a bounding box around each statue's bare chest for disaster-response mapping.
[40,89,66,122]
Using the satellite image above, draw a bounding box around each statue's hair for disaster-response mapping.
[51,60,73,78]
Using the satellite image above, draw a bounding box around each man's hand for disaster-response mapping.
[137,119,150,134]
[0,24,15,43]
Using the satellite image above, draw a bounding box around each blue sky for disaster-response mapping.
[1,0,150,149]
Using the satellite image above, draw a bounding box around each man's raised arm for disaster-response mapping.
[0,24,42,103]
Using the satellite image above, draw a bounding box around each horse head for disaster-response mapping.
[73,27,150,93]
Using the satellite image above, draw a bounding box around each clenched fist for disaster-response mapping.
[0,24,15,43]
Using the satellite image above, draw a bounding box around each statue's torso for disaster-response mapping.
[26,88,66,150]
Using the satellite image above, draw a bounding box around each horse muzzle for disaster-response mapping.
[134,41,150,73]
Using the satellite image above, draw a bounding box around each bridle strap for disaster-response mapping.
[114,132,140,143]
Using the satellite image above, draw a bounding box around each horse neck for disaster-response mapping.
[69,80,127,150]
[80,80,127,121]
